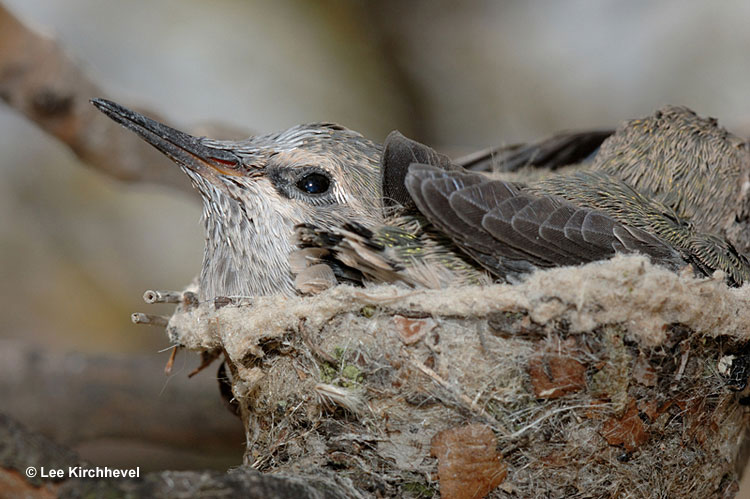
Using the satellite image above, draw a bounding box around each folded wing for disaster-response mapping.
[405,164,684,279]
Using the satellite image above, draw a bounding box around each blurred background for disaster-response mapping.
[2,0,750,484]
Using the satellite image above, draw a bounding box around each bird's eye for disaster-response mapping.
[297,172,331,194]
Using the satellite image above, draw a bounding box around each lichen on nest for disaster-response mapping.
[162,255,750,498]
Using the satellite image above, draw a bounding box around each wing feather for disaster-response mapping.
[405,164,685,279]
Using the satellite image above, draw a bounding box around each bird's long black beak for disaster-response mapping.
[91,98,243,176]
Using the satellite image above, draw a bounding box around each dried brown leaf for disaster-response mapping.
[528,339,587,399]
[431,423,507,499]
[393,315,435,345]
[601,399,649,451]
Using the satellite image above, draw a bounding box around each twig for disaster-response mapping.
[188,349,222,378]
[131,312,169,327]
[0,340,242,454]
[0,413,356,499]
[0,4,249,193]
[143,290,182,304]
[164,345,179,375]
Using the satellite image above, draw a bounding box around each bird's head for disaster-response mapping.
[92,99,383,298]
[593,105,750,234]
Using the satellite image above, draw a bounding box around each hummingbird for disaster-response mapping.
[591,106,750,256]
[92,99,750,299]
[92,99,387,299]
[457,106,750,256]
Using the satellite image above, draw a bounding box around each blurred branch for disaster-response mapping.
[0,413,79,497]
[0,3,247,194]
[0,413,357,499]
[0,340,242,455]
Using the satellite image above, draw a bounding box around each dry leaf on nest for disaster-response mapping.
[393,315,435,345]
[528,338,587,399]
[600,398,649,451]
[430,423,507,499]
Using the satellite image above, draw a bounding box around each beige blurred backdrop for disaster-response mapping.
[2,0,750,488]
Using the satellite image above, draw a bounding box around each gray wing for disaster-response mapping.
[454,130,614,172]
[405,164,684,279]
[380,131,456,214]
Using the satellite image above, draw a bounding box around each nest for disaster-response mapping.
[162,255,750,498]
